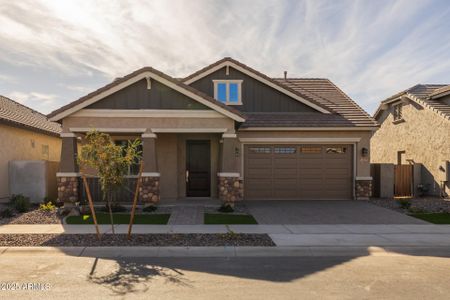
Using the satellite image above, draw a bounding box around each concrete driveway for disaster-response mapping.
[246,201,426,224]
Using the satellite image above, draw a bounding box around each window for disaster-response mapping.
[114,140,143,175]
[300,147,322,154]
[393,103,403,121]
[213,80,242,105]
[326,147,347,154]
[274,147,296,154]
[249,147,271,154]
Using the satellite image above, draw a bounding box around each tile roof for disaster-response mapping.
[378,84,450,120]
[273,78,378,127]
[0,95,61,136]
[183,57,333,114]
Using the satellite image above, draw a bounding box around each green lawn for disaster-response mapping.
[204,213,258,224]
[409,213,450,224]
[66,213,170,225]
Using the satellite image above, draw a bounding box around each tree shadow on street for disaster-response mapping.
[87,257,193,295]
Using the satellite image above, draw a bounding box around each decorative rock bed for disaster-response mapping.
[0,233,275,247]
[0,208,62,225]
[369,197,450,213]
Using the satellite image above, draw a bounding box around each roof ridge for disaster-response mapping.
[0,94,49,118]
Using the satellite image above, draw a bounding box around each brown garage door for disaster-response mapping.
[244,144,353,200]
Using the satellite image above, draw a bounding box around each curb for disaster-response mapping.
[1,246,449,258]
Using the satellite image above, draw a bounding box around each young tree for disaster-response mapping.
[78,130,142,233]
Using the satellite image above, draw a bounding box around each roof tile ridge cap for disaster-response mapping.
[182,57,230,81]
[323,79,376,122]
[47,66,151,117]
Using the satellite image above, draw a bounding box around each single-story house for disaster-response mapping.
[372,84,450,197]
[0,95,61,202]
[48,57,378,206]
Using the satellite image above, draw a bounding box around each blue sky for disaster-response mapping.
[0,0,449,115]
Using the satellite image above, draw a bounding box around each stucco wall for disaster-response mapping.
[61,116,235,133]
[0,124,61,201]
[371,101,450,195]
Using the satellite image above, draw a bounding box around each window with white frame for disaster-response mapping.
[213,80,243,105]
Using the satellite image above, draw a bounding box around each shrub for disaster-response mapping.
[143,205,157,213]
[218,204,234,213]
[397,199,411,210]
[10,194,31,213]
[0,207,14,218]
[39,201,56,212]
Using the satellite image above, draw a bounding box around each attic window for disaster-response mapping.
[213,80,242,105]
[393,103,403,122]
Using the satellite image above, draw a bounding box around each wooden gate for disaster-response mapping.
[394,164,413,197]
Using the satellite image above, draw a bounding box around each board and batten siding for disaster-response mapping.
[189,66,319,113]
[87,78,211,110]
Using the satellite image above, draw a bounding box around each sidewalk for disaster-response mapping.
[2,224,450,248]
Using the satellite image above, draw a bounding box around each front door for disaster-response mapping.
[186,140,211,197]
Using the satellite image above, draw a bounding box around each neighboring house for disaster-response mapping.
[48,57,377,206]
[372,84,450,197]
[0,95,61,201]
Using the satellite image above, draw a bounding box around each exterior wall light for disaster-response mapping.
[361,147,369,157]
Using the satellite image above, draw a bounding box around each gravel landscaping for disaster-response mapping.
[0,207,62,225]
[0,233,275,247]
[369,197,450,214]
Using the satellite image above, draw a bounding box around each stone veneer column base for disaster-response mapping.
[57,176,79,208]
[139,176,160,205]
[218,176,243,205]
[355,180,372,200]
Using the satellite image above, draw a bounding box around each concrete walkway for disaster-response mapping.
[3,224,450,234]
[3,224,450,248]
[167,206,204,225]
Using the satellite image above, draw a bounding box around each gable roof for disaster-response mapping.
[374,84,450,120]
[47,66,245,122]
[0,95,61,136]
[182,57,332,114]
[274,78,378,127]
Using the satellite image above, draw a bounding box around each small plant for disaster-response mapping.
[0,207,14,218]
[397,199,412,210]
[218,204,234,213]
[143,205,157,213]
[39,201,56,212]
[10,194,31,213]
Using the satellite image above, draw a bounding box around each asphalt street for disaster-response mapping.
[1,253,450,299]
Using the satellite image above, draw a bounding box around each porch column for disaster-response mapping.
[139,133,160,206]
[218,133,243,205]
[57,133,79,209]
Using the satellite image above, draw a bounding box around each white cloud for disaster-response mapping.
[0,0,449,114]
[7,91,58,114]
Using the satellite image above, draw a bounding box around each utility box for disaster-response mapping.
[9,160,59,203]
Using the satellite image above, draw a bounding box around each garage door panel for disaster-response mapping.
[245,144,352,200]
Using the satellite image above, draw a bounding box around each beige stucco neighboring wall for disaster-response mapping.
[236,130,373,178]
[0,124,61,200]
[371,100,450,195]
[61,116,235,133]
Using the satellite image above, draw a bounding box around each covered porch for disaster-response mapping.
[56,127,243,207]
